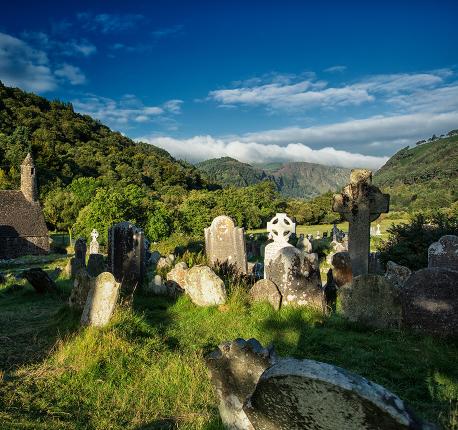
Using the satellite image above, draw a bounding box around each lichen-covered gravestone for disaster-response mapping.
[264,213,296,278]
[333,169,389,277]
[81,272,120,327]
[428,235,458,271]
[107,221,145,294]
[339,274,402,329]
[266,246,322,307]
[184,265,227,306]
[205,215,248,274]
[244,357,436,430]
[250,279,282,310]
[402,268,458,336]
[69,268,92,309]
[331,251,352,287]
[385,261,411,288]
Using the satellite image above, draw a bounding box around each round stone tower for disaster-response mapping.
[20,153,38,202]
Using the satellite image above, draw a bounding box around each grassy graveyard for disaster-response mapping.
[0,256,457,430]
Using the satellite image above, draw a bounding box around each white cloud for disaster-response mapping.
[72,94,183,128]
[324,65,347,73]
[152,25,184,39]
[0,32,56,92]
[55,63,86,85]
[77,12,145,33]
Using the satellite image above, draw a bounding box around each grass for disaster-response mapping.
[0,260,457,429]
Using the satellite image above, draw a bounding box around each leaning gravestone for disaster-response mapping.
[266,246,322,308]
[244,357,436,430]
[205,215,247,274]
[185,265,227,306]
[107,221,145,294]
[250,279,282,310]
[333,169,389,277]
[340,274,402,329]
[81,272,120,327]
[264,213,296,277]
[428,235,458,272]
[402,268,458,336]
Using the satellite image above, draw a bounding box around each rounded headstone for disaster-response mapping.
[185,265,227,306]
[250,279,282,310]
[331,251,352,288]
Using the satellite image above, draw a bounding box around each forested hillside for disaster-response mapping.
[197,157,350,199]
[374,133,458,211]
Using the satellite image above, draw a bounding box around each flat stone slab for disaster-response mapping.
[244,358,436,430]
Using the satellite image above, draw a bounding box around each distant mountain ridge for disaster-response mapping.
[196,157,350,199]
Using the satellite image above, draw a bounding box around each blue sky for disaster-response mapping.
[1,0,457,168]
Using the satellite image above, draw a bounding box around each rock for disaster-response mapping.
[184,265,227,306]
[81,272,120,327]
[64,257,85,279]
[331,251,352,288]
[23,268,57,294]
[87,253,105,277]
[385,261,411,288]
[339,274,402,329]
[250,279,282,310]
[206,338,277,430]
[157,256,173,271]
[266,247,322,308]
[402,268,458,336]
[69,268,92,310]
[428,235,458,271]
[244,358,436,430]
[166,262,188,290]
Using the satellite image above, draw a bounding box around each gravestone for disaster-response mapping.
[81,272,120,327]
[266,246,322,307]
[205,215,247,274]
[23,268,57,294]
[333,169,389,277]
[89,229,100,254]
[206,338,277,430]
[376,223,382,236]
[107,222,145,294]
[331,251,352,288]
[69,268,92,309]
[264,213,296,277]
[87,253,105,277]
[402,268,458,336]
[74,238,87,263]
[385,261,411,288]
[339,274,402,329]
[64,257,85,279]
[296,234,312,253]
[166,262,189,291]
[322,268,337,314]
[428,235,458,271]
[250,279,282,310]
[244,357,435,430]
[184,265,227,306]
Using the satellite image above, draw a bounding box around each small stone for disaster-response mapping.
[250,279,282,310]
[184,265,227,306]
[166,262,188,290]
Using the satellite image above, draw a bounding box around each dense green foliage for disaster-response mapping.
[374,135,458,211]
[286,191,342,225]
[0,259,457,429]
[379,208,458,270]
[196,157,350,199]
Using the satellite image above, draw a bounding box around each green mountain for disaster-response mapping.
[196,157,350,199]
[374,133,458,211]
[0,82,205,195]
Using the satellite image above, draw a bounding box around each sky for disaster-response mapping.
[0,0,457,169]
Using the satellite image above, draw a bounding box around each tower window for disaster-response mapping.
[31,168,35,175]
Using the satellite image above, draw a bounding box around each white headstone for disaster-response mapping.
[89,229,100,254]
[376,223,382,236]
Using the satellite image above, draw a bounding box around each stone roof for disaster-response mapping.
[22,153,35,166]
[0,191,48,238]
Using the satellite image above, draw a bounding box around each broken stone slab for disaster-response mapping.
[331,251,352,288]
[244,357,437,430]
[81,272,120,327]
[184,265,227,306]
[206,338,277,430]
[428,235,458,271]
[402,267,458,337]
[249,279,282,310]
[385,261,411,288]
[23,268,58,294]
[339,274,402,329]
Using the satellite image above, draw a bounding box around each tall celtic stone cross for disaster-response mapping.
[333,169,389,277]
[89,229,100,255]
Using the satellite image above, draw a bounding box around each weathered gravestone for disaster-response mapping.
[339,274,402,329]
[89,229,100,254]
[333,169,389,277]
[266,246,322,307]
[385,261,411,288]
[65,237,87,278]
[69,268,92,309]
[296,234,312,253]
[206,338,277,430]
[264,213,296,277]
[74,237,87,262]
[330,251,352,288]
[205,215,247,274]
[87,253,105,277]
[402,268,458,336]
[322,268,337,314]
[81,272,120,327]
[244,357,436,430]
[107,222,145,294]
[185,265,227,306]
[250,279,282,310]
[428,235,458,271]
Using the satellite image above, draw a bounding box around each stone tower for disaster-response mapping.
[20,153,38,202]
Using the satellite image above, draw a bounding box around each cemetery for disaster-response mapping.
[0,165,457,429]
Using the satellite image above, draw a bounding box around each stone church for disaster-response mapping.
[0,154,49,259]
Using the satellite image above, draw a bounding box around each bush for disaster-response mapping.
[378,212,458,270]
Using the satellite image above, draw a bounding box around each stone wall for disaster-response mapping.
[0,236,49,259]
